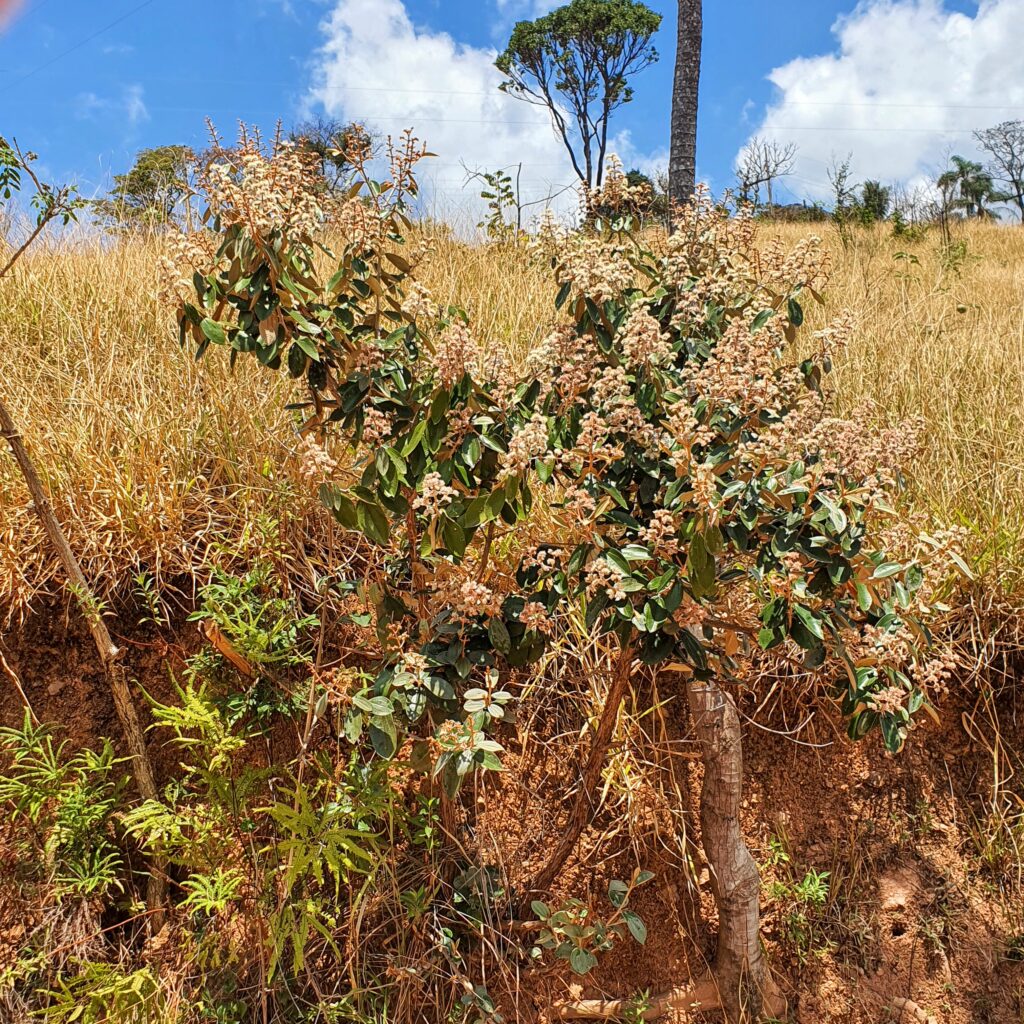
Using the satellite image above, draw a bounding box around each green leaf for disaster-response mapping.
[531,900,550,920]
[442,518,467,558]
[872,562,903,579]
[792,603,824,641]
[569,947,597,976]
[687,533,716,599]
[368,714,398,758]
[357,501,391,545]
[488,618,512,656]
[343,711,363,744]
[620,544,651,561]
[607,879,629,907]
[605,549,632,576]
[293,333,321,361]
[623,909,647,945]
[949,551,976,580]
[200,318,227,345]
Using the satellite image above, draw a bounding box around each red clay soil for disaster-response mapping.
[2,607,1023,1022]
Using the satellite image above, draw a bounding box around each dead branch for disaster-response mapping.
[554,976,721,1020]
[0,393,166,918]
[527,643,634,895]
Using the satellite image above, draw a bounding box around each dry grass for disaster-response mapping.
[1,219,1023,619]
[782,221,1024,592]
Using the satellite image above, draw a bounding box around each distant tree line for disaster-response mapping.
[734,121,1024,228]
[92,117,1024,235]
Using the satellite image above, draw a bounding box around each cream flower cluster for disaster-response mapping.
[296,436,339,484]
[434,321,477,388]
[204,141,324,238]
[619,306,674,368]
[413,472,458,518]
[500,413,549,479]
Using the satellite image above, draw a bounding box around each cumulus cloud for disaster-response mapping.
[307,0,616,223]
[743,0,1024,201]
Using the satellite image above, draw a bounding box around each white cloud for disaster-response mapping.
[495,0,560,16]
[307,0,598,224]
[123,84,149,126]
[610,128,669,182]
[74,83,149,128]
[743,0,1024,202]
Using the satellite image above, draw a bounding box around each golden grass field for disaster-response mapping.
[2,213,1024,1024]
[1,219,1023,616]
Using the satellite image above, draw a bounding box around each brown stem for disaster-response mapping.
[476,521,495,582]
[528,644,633,896]
[686,676,768,1023]
[550,672,785,1023]
[1,649,37,724]
[0,219,49,281]
[0,395,166,918]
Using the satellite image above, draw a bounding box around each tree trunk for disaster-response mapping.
[528,645,633,896]
[686,676,765,1023]
[668,0,703,213]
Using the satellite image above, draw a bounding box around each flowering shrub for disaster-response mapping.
[164,130,947,806]
[523,182,947,753]
[166,129,554,796]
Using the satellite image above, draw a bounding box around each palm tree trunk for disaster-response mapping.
[668,0,703,213]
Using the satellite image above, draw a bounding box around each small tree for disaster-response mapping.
[289,116,373,195]
[860,179,891,222]
[92,145,193,229]
[1,135,82,276]
[937,155,1005,220]
[827,152,859,247]
[496,0,661,188]
[974,120,1024,223]
[164,141,952,1022]
[0,137,164,913]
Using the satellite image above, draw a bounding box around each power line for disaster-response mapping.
[761,124,989,135]
[91,73,1024,113]
[772,99,1024,112]
[6,0,160,87]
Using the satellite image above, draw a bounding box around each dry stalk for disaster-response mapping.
[0,392,166,918]
[528,642,634,895]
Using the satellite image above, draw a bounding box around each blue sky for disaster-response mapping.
[1,0,1018,216]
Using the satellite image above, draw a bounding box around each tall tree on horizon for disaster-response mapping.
[668,0,702,213]
[496,0,662,189]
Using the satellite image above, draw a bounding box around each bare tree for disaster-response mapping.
[890,182,931,225]
[736,136,797,210]
[974,120,1024,223]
